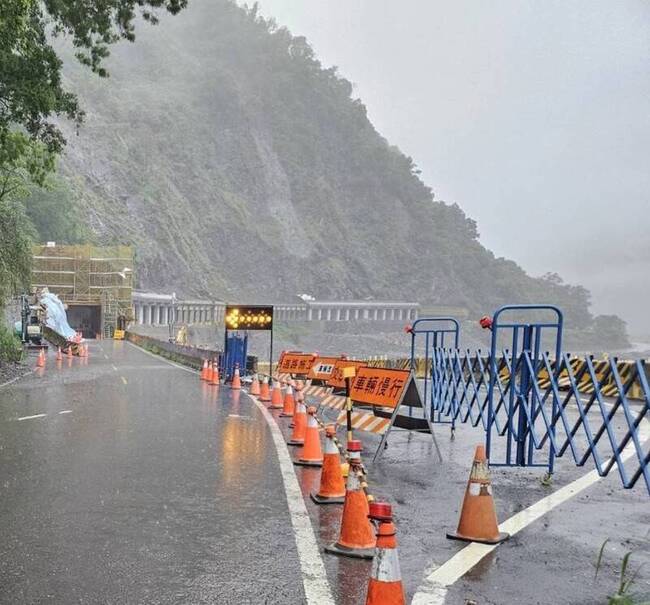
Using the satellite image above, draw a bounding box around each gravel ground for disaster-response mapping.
[0,361,29,386]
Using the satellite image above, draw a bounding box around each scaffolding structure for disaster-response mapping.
[31,244,134,337]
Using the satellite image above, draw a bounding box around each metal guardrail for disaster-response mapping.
[366,355,649,402]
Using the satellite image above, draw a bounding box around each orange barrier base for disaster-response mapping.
[324,541,375,560]
[446,529,509,545]
[310,492,345,505]
[293,458,323,468]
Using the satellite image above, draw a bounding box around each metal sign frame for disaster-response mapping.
[361,370,441,462]
[223,305,274,381]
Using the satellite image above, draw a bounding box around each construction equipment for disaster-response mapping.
[17,294,44,347]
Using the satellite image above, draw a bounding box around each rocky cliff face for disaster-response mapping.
[58,0,602,334]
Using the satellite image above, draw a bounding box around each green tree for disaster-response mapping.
[0,0,188,305]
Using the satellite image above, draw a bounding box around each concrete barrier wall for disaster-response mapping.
[125,331,222,370]
[125,331,258,373]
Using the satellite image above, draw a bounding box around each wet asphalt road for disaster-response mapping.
[2,341,649,605]
[0,341,305,604]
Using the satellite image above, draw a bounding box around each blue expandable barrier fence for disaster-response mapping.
[411,307,650,495]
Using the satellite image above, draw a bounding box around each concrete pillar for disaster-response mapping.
[373,308,379,320]
[307,308,312,321]
[137,304,144,324]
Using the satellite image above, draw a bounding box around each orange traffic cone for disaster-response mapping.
[365,503,405,605]
[210,362,220,386]
[269,380,283,409]
[56,347,63,362]
[287,396,307,446]
[295,407,324,467]
[446,445,509,544]
[259,376,271,402]
[231,365,242,390]
[200,359,209,381]
[325,440,376,559]
[280,384,295,417]
[36,349,45,368]
[311,425,346,504]
[250,374,261,396]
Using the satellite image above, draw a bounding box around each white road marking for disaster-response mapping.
[245,391,335,605]
[227,414,252,420]
[58,410,72,415]
[120,376,128,385]
[136,343,334,603]
[104,354,109,360]
[18,414,47,421]
[412,416,650,604]
[112,365,118,371]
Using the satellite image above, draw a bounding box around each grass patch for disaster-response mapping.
[0,324,23,363]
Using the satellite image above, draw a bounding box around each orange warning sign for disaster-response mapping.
[327,359,367,388]
[278,352,317,375]
[350,367,410,409]
[307,356,341,380]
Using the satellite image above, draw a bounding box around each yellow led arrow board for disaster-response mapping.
[225,305,274,331]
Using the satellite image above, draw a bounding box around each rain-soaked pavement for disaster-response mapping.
[1,340,649,604]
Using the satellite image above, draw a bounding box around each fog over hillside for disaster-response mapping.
[49,0,635,349]
[255,0,650,337]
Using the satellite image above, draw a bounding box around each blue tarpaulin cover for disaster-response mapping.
[39,291,78,341]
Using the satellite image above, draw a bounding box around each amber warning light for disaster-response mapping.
[225,305,274,331]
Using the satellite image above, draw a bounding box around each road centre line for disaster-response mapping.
[112,365,118,371]
[59,410,72,414]
[18,414,47,421]
[412,417,650,604]
[120,376,128,385]
[245,391,335,605]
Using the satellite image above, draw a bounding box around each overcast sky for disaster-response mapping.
[253,1,650,336]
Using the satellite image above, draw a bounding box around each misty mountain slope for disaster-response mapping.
[57,0,608,334]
